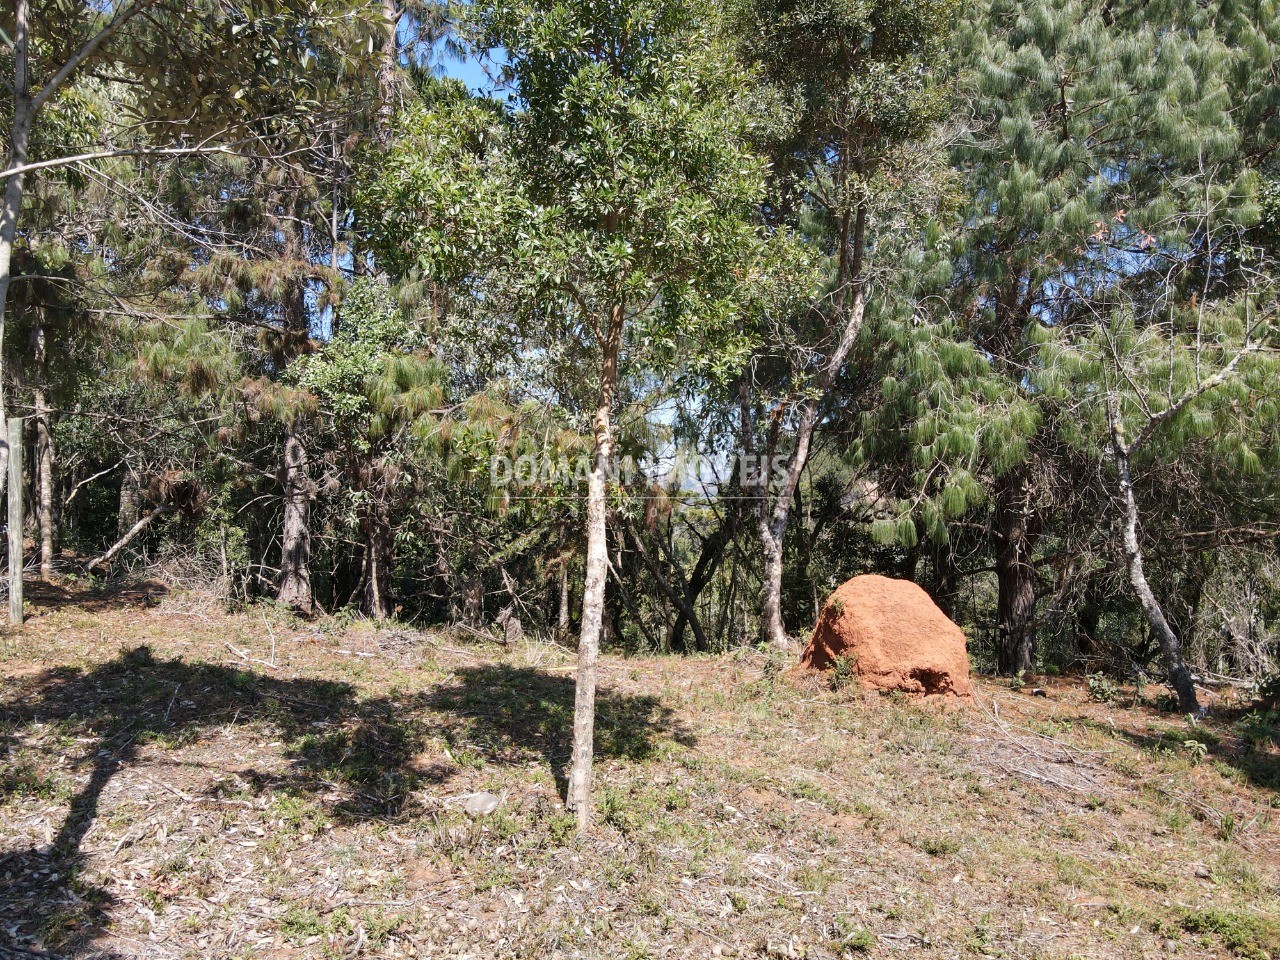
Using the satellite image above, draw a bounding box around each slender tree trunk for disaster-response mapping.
[35,403,54,578]
[1109,418,1199,713]
[994,469,1038,675]
[566,311,621,831]
[668,508,736,651]
[756,206,867,648]
[929,537,958,620]
[117,470,140,542]
[0,0,34,506]
[558,559,571,635]
[376,0,402,139]
[759,526,789,646]
[32,321,55,578]
[276,417,313,614]
[758,284,868,648]
[1076,577,1105,658]
[625,520,711,651]
[360,475,394,619]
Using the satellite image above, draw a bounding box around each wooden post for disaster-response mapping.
[8,417,22,626]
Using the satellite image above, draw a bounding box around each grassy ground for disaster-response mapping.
[1,582,1277,960]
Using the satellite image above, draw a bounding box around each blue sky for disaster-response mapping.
[435,42,506,96]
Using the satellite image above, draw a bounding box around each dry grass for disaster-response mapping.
[1,582,1277,959]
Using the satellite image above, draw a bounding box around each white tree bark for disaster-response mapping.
[1108,397,1199,713]
[758,281,867,648]
[566,310,621,831]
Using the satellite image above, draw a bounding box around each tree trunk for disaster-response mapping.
[275,418,313,614]
[1076,577,1105,658]
[360,498,394,620]
[35,400,54,578]
[756,210,868,648]
[117,470,140,542]
[1110,430,1199,713]
[994,469,1038,675]
[566,312,621,831]
[558,559,571,635]
[625,520,710,651]
[929,537,958,620]
[759,527,788,646]
[0,0,34,506]
[377,0,402,138]
[668,508,736,651]
[32,321,55,578]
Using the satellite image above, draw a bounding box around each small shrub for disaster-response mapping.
[915,835,960,857]
[833,915,875,953]
[1183,739,1210,764]
[830,654,859,692]
[1087,672,1119,703]
[1255,672,1280,709]
[544,812,577,845]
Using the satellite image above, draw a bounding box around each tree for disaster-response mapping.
[729,0,958,646]
[0,0,385,591]
[466,0,766,827]
[875,0,1268,673]
[290,278,449,617]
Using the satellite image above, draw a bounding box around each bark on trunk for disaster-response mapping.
[117,470,140,542]
[566,312,621,831]
[33,321,55,578]
[275,418,313,614]
[758,287,867,648]
[376,0,402,139]
[558,559,571,635]
[1109,421,1199,713]
[756,208,868,648]
[35,400,54,578]
[759,530,788,646]
[361,501,394,620]
[994,468,1038,675]
[668,509,735,651]
[929,538,958,620]
[0,0,34,508]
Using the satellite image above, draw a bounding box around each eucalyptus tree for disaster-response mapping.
[1036,288,1280,713]
[728,0,959,647]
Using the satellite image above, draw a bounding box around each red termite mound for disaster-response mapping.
[800,574,972,697]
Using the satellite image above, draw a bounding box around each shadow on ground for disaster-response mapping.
[0,647,690,958]
[18,578,170,615]
[1079,709,1280,793]
[425,663,695,796]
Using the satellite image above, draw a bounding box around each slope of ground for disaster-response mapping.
[1,583,1277,960]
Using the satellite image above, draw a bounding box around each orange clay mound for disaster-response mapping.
[800,574,972,697]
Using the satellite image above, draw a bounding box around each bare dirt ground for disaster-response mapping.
[1,582,1277,960]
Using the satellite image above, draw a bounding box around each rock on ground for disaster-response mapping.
[800,574,972,697]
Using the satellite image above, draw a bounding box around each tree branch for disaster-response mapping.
[31,0,163,115]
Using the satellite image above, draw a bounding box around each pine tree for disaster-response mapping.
[887,0,1265,674]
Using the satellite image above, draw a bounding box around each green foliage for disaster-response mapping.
[291,279,447,444]
[1180,907,1279,960]
[472,0,772,380]
[829,654,858,692]
[1087,673,1119,703]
